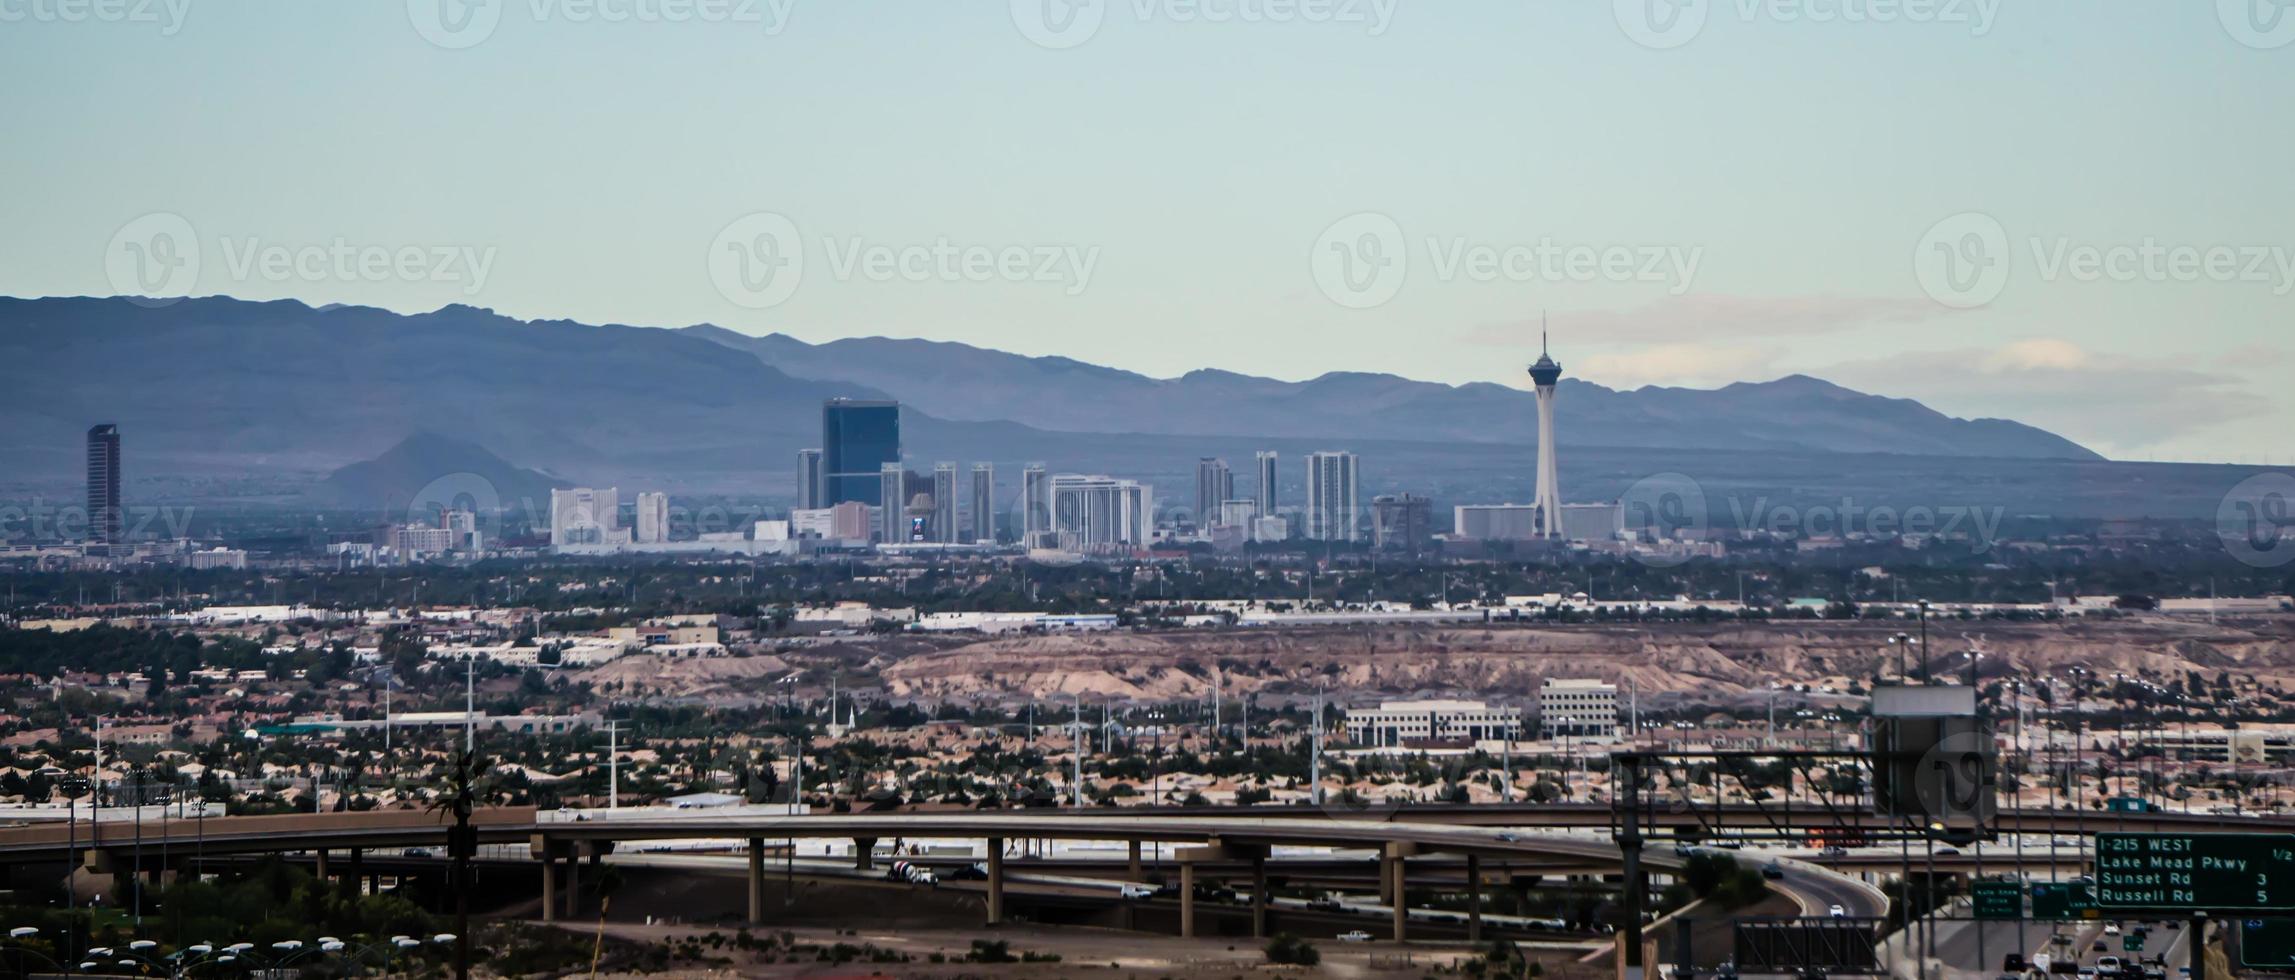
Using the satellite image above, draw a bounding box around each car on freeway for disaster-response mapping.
[1495,832,1520,842]
[2104,923,2122,935]
[1338,930,1372,943]
[1119,883,1155,900]
[1761,863,1786,880]
[1828,904,1847,918]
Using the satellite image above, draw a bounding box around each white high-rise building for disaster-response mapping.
[932,463,959,544]
[796,448,823,510]
[1194,457,1233,530]
[550,487,621,548]
[1529,327,1564,540]
[1022,464,1050,546]
[1254,451,1278,519]
[970,463,995,544]
[1047,474,1152,554]
[1304,451,1359,542]
[634,491,669,544]
[878,462,907,543]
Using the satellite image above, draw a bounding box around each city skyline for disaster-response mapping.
[1,5,2284,463]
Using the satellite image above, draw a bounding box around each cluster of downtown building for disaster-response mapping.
[546,385,1634,559]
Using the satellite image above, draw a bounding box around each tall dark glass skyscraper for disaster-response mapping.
[86,423,121,551]
[821,399,900,506]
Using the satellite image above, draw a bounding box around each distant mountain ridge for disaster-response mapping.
[682,325,2099,460]
[0,296,2106,510]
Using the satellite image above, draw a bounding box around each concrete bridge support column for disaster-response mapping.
[1466,854,1482,943]
[1179,861,1196,939]
[314,849,328,884]
[1128,840,1142,880]
[747,838,765,926]
[986,838,1005,926]
[1384,842,1418,944]
[1252,853,1269,939]
[853,837,877,870]
[541,849,559,923]
[564,848,580,920]
[1378,853,1395,905]
[347,848,364,896]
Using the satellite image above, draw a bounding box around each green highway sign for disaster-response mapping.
[2123,934,2143,953]
[1972,880,2023,920]
[2241,919,2295,971]
[2097,833,2295,912]
[2032,882,2097,920]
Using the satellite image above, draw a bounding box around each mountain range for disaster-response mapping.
[8,295,2248,519]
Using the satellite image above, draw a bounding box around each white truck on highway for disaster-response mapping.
[887,860,938,887]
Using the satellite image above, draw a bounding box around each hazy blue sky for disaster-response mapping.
[2,1,2288,462]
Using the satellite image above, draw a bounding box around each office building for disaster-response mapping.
[1304,451,1359,542]
[1528,330,1564,540]
[970,463,995,544]
[634,491,669,544]
[796,448,823,510]
[793,501,875,542]
[1538,678,1619,741]
[1453,504,1542,542]
[1252,515,1289,543]
[877,462,907,544]
[440,508,483,551]
[932,463,959,544]
[1217,499,1259,533]
[1557,502,1626,543]
[1048,474,1152,554]
[822,399,900,506]
[1022,464,1050,546]
[1345,700,1521,746]
[1371,493,1431,552]
[86,424,121,551]
[550,487,621,548]
[1195,457,1233,529]
[1254,451,1278,518]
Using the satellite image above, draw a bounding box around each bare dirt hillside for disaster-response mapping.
[872,617,2295,704]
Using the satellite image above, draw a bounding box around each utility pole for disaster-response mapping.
[1310,683,1325,805]
[464,658,475,754]
[607,720,620,810]
[1070,696,1086,808]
